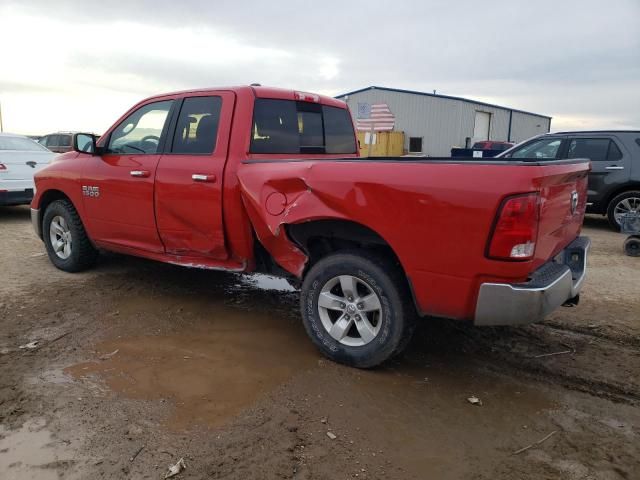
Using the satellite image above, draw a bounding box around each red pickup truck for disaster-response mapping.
[31,86,590,367]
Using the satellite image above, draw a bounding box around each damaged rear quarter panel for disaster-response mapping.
[236,159,557,320]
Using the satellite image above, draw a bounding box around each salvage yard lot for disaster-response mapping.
[1,205,638,479]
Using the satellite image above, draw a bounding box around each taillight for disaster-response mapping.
[487,192,540,260]
[0,163,6,170]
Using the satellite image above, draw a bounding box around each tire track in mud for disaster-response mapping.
[543,321,640,349]
[477,325,640,405]
[411,317,640,406]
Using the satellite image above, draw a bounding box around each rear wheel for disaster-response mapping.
[607,190,640,230]
[43,200,98,272]
[300,252,415,368]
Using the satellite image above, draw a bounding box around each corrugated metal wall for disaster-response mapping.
[340,88,550,156]
[510,111,551,143]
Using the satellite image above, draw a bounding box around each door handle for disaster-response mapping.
[130,170,150,177]
[192,174,216,182]
[605,166,624,170]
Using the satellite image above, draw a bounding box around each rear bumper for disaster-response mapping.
[474,236,590,326]
[0,188,34,206]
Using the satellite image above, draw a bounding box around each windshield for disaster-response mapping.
[0,136,50,152]
[509,138,562,159]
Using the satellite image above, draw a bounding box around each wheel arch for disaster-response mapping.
[604,183,640,210]
[34,189,75,239]
[286,219,420,314]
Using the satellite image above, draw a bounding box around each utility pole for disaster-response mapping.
[0,101,3,133]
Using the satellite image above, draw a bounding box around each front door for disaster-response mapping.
[83,99,175,252]
[154,92,235,258]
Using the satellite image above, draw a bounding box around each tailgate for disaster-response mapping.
[531,159,589,269]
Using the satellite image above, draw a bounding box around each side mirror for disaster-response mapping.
[74,133,98,154]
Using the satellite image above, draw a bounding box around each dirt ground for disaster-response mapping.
[1,205,638,480]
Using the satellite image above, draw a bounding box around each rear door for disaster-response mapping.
[83,99,175,252]
[564,136,630,209]
[154,91,235,258]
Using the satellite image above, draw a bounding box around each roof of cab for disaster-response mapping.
[142,85,347,109]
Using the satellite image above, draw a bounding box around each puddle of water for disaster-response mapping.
[0,418,72,480]
[66,305,318,430]
[240,273,296,292]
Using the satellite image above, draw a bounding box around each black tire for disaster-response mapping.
[43,199,98,272]
[300,251,416,368]
[607,190,640,231]
[624,236,640,257]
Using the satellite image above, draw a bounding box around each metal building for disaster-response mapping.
[336,86,551,156]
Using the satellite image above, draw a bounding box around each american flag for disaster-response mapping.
[356,103,395,131]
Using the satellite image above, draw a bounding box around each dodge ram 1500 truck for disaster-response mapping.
[31,86,591,367]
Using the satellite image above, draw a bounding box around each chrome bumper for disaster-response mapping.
[474,236,590,326]
[31,208,42,239]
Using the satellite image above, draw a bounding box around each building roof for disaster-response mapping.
[336,86,552,120]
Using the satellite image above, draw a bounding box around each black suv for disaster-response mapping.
[499,131,640,230]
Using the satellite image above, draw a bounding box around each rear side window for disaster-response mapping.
[58,135,71,147]
[47,135,59,148]
[607,141,623,161]
[567,138,609,161]
[567,138,623,161]
[510,138,562,159]
[250,99,356,155]
[171,96,222,154]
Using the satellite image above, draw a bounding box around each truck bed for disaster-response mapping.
[238,156,590,320]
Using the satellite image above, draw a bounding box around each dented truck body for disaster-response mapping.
[31,85,591,367]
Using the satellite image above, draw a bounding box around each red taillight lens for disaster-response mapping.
[488,193,540,260]
[0,163,6,170]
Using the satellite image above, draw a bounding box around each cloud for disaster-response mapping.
[1,0,638,134]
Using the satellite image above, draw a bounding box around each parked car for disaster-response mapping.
[499,131,640,230]
[0,133,55,206]
[31,86,590,367]
[471,141,514,151]
[38,132,98,154]
[451,140,515,158]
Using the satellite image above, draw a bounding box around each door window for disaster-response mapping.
[171,96,222,154]
[567,138,610,161]
[107,100,173,154]
[510,138,563,159]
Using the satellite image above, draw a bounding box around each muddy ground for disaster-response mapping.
[0,205,638,480]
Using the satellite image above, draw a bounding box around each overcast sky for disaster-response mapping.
[1,0,638,135]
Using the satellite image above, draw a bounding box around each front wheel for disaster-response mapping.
[43,199,98,272]
[300,252,416,368]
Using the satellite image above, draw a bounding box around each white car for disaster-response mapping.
[0,133,56,206]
